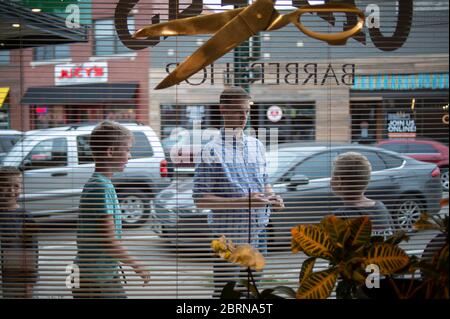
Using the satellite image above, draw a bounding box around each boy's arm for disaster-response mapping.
[100,214,150,285]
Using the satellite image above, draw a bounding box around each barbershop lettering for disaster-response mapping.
[115,0,412,52]
[165,63,355,86]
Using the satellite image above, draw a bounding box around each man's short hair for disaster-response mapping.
[89,120,133,160]
[219,87,252,106]
[0,166,22,186]
[332,152,372,195]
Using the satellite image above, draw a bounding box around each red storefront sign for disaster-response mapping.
[55,62,108,85]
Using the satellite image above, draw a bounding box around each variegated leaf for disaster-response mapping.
[347,216,371,247]
[296,268,338,299]
[299,257,316,286]
[366,243,409,275]
[321,215,347,245]
[296,225,334,258]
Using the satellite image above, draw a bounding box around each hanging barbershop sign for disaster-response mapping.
[114,0,413,89]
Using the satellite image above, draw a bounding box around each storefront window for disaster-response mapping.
[161,104,208,139]
[350,100,380,144]
[255,102,315,143]
[382,96,449,145]
[94,17,135,56]
[33,105,65,129]
[34,44,71,61]
[0,51,10,65]
[0,106,10,129]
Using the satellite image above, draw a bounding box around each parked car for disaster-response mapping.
[376,139,449,191]
[153,144,442,246]
[1,123,171,227]
[0,129,22,163]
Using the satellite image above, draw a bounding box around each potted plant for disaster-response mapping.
[211,235,295,299]
[291,215,410,299]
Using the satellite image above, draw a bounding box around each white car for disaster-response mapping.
[1,124,171,228]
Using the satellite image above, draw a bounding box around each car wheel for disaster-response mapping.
[395,197,424,231]
[441,168,449,191]
[118,190,157,230]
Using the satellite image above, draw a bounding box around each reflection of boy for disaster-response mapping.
[331,152,394,237]
[73,121,150,298]
[0,167,38,298]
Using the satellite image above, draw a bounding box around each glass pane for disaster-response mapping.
[54,44,71,59]
[94,19,114,38]
[293,152,336,180]
[0,51,9,64]
[356,150,386,172]
[131,132,154,158]
[77,135,94,164]
[116,39,132,54]
[34,47,44,61]
[380,153,404,169]
[95,39,115,55]
[24,138,67,169]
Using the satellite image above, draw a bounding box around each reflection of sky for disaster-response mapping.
[204,0,324,12]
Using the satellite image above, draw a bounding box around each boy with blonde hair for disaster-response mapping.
[331,152,394,236]
[0,166,38,298]
[73,121,150,298]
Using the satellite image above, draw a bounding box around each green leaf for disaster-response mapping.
[321,215,347,245]
[299,257,316,286]
[293,225,334,259]
[260,289,286,299]
[384,231,409,245]
[238,279,259,298]
[336,280,353,299]
[221,282,242,299]
[347,216,371,247]
[365,243,410,275]
[435,243,449,272]
[297,268,339,299]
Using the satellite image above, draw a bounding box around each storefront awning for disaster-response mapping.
[21,83,138,105]
[0,87,10,108]
[353,73,449,91]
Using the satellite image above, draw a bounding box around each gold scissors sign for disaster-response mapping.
[133,0,365,90]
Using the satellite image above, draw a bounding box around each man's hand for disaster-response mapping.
[248,192,271,208]
[268,194,284,211]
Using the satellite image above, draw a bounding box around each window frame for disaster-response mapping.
[33,44,71,61]
[93,16,135,56]
[22,137,69,170]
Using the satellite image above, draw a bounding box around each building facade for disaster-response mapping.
[0,0,157,131]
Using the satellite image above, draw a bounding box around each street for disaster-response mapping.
[32,200,448,299]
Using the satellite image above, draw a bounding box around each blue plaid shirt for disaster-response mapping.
[193,129,270,248]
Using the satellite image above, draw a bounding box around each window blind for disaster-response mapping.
[0,0,448,299]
